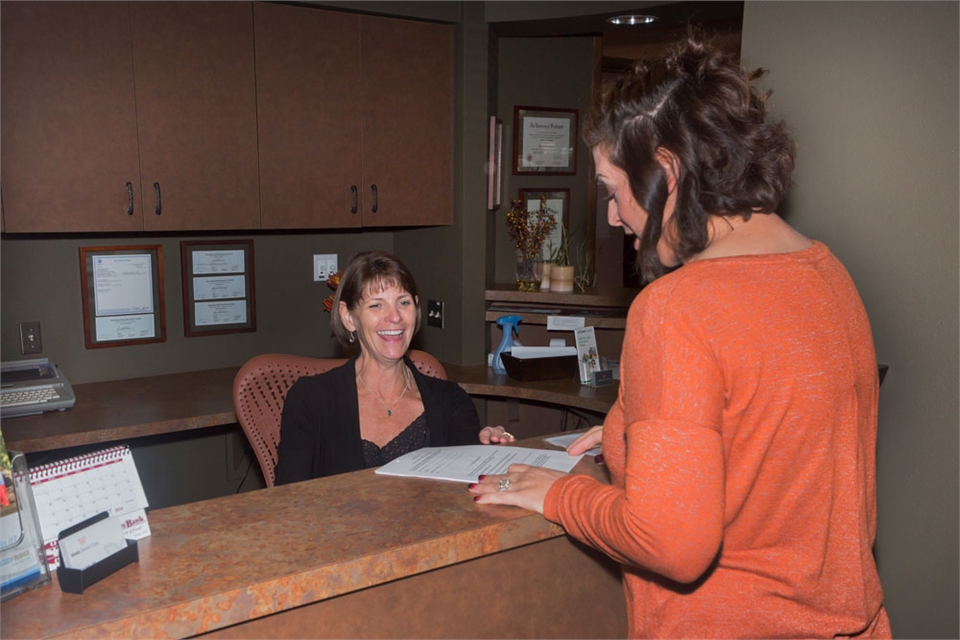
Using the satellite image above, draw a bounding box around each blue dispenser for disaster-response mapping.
[493,315,523,375]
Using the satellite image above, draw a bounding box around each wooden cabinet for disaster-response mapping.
[1,2,259,233]
[1,2,142,233]
[130,2,259,231]
[254,3,453,229]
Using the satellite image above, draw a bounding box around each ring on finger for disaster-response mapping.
[498,478,511,491]
[500,430,514,439]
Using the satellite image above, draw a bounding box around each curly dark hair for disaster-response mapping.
[583,30,796,284]
[330,250,421,347]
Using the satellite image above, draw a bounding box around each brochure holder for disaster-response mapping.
[0,451,52,602]
[56,512,139,595]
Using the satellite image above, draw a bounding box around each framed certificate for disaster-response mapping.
[79,245,166,349]
[513,106,578,175]
[180,240,256,337]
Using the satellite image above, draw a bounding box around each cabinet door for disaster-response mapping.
[360,16,454,227]
[254,3,363,229]
[130,2,260,231]
[0,2,143,233]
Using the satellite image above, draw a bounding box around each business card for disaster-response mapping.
[60,515,126,571]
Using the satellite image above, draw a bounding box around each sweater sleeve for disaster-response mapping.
[544,288,727,584]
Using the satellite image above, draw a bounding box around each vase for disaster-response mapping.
[515,249,541,292]
[539,262,553,291]
[551,265,575,293]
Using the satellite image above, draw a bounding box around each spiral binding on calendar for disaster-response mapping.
[28,446,129,483]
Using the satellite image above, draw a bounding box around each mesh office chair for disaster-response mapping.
[232,350,447,488]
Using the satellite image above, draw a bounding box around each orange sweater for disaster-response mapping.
[544,242,889,638]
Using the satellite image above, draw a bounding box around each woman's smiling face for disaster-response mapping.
[340,280,417,365]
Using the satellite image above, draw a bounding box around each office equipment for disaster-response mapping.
[501,352,579,382]
[0,358,76,418]
[28,445,150,570]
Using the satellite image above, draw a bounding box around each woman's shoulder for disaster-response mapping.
[407,359,465,394]
[288,359,354,394]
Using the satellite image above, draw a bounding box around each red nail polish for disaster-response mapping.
[468,483,476,489]
[595,454,605,465]
[473,496,480,502]
[478,475,487,481]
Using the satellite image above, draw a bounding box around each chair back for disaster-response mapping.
[232,350,446,487]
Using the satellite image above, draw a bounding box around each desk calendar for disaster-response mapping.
[28,445,150,569]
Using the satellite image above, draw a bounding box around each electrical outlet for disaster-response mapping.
[427,300,444,328]
[19,321,42,355]
[313,254,338,282]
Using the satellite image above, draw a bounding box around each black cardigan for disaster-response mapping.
[274,356,479,484]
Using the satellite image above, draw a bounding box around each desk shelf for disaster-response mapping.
[485,284,640,328]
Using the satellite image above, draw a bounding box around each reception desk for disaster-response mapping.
[0,437,627,639]
[1,364,616,454]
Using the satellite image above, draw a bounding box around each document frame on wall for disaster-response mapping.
[180,239,256,338]
[487,115,504,210]
[79,245,166,350]
[513,105,578,176]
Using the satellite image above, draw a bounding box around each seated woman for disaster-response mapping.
[275,250,512,484]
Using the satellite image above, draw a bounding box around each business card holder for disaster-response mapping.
[56,512,139,595]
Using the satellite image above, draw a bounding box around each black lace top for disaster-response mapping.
[361,412,429,467]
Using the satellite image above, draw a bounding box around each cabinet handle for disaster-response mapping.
[153,182,162,215]
[370,184,378,214]
[350,185,358,214]
[125,182,134,216]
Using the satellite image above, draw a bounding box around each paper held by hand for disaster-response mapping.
[375,445,583,483]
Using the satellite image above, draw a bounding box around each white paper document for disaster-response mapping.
[375,445,583,483]
[543,433,602,457]
[509,345,578,359]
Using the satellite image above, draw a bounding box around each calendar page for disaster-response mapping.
[28,446,150,569]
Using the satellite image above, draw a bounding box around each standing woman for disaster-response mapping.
[275,250,512,484]
[471,34,890,638]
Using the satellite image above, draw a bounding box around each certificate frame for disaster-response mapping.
[180,240,256,337]
[513,106,578,175]
[520,187,570,260]
[487,115,504,210]
[79,245,166,350]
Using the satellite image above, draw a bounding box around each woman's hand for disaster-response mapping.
[468,464,565,514]
[567,425,603,456]
[479,425,516,445]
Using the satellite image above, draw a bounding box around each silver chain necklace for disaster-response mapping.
[357,370,409,417]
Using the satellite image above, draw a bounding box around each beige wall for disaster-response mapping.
[742,2,959,637]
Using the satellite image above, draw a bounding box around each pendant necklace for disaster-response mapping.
[357,370,409,417]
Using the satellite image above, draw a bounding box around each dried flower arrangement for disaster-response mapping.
[321,269,343,313]
[506,194,557,258]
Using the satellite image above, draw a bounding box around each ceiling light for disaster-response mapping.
[606,14,658,26]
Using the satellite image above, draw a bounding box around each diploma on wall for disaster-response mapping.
[375,445,583,483]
